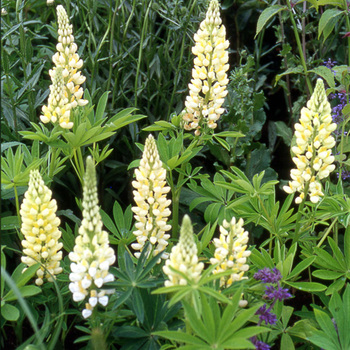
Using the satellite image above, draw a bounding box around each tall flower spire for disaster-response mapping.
[183,0,229,135]
[283,79,337,203]
[210,217,251,288]
[163,215,204,286]
[40,5,88,129]
[20,170,63,286]
[69,156,116,318]
[131,134,172,259]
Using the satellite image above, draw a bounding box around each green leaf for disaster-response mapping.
[314,309,339,344]
[308,66,335,88]
[274,121,293,147]
[153,331,208,347]
[214,131,245,138]
[275,66,304,84]
[1,216,20,231]
[325,278,345,295]
[318,8,344,40]
[312,270,344,280]
[1,303,20,321]
[308,330,338,350]
[327,236,347,270]
[255,5,287,38]
[287,256,315,280]
[95,91,110,121]
[285,281,326,292]
[5,285,41,302]
[281,333,295,350]
[345,226,350,268]
[11,263,39,288]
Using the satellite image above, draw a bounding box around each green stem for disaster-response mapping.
[342,0,350,66]
[285,0,313,95]
[167,0,198,117]
[13,185,24,241]
[106,0,119,94]
[317,217,338,247]
[292,180,310,244]
[49,148,57,179]
[171,136,202,240]
[134,0,153,109]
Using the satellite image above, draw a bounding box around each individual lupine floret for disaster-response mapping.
[210,217,251,288]
[183,0,230,135]
[131,134,171,259]
[40,5,87,129]
[163,215,204,286]
[283,79,337,203]
[69,156,116,318]
[20,170,63,286]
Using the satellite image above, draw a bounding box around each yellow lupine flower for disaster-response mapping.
[283,79,337,203]
[20,170,63,286]
[69,156,116,318]
[163,215,204,286]
[210,217,251,288]
[183,0,229,135]
[40,5,87,129]
[131,134,172,259]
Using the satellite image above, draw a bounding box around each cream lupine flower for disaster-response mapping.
[69,156,116,319]
[183,0,229,135]
[131,134,171,259]
[210,217,251,288]
[20,170,63,286]
[163,215,204,286]
[283,79,337,204]
[40,5,87,129]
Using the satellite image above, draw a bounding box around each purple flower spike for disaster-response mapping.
[256,304,277,325]
[254,267,282,283]
[265,285,292,301]
[251,337,271,350]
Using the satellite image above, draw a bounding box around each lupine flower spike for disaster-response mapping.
[20,170,63,286]
[210,217,251,287]
[183,0,229,135]
[131,134,171,259]
[163,215,204,286]
[69,156,116,319]
[40,5,88,129]
[283,79,337,203]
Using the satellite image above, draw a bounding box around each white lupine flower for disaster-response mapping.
[131,135,171,259]
[283,79,337,204]
[40,5,87,129]
[210,217,251,288]
[163,215,204,286]
[69,156,116,318]
[20,170,63,286]
[183,0,229,135]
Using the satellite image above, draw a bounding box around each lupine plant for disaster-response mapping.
[1,0,349,349]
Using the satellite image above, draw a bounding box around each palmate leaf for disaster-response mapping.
[155,291,268,349]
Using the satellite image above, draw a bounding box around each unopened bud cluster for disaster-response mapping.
[40,5,88,129]
[163,215,204,286]
[131,135,171,259]
[283,79,337,203]
[69,157,115,318]
[210,217,251,288]
[20,170,63,286]
[183,0,229,135]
